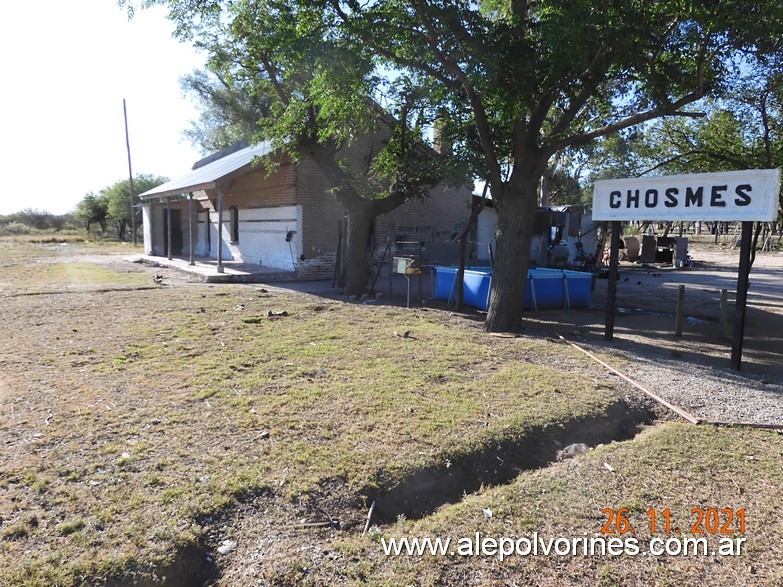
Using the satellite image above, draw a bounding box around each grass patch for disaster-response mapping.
[5,261,149,292]
[0,242,627,584]
[296,424,783,586]
[0,240,149,295]
[57,519,86,536]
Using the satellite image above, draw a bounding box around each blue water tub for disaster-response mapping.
[431,266,592,311]
[432,266,493,309]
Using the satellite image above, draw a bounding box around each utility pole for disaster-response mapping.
[123,99,137,245]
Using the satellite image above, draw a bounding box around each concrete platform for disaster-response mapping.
[126,255,300,283]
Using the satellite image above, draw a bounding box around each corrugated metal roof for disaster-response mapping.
[139,142,273,200]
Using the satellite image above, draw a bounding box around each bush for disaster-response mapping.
[0,222,32,235]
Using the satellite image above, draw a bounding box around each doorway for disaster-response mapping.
[163,208,183,256]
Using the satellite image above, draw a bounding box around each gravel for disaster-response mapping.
[537,241,783,428]
[580,340,783,426]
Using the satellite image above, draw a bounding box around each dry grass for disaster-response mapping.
[0,243,626,585]
[2,242,778,586]
[281,424,783,587]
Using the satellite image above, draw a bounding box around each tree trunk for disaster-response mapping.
[541,170,552,207]
[343,203,374,296]
[485,178,539,332]
[456,195,485,312]
[304,140,407,297]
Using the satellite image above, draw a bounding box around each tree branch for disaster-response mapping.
[548,91,705,153]
[413,0,504,191]
[535,44,612,140]
[258,53,289,107]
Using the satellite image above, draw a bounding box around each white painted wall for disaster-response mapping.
[195,211,210,257]
[144,203,167,257]
[206,205,303,270]
[142,205,154,255]
[207,211,236,261]
[476,207,498,262]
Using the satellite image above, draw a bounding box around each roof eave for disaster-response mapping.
[139,181,218,201]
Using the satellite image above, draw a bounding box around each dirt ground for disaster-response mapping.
[518,238,783,380]
[1,237,781,586]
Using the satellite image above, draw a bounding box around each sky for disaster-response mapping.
[0,0,207,215]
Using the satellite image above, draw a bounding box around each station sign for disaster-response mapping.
[593,169,781,221]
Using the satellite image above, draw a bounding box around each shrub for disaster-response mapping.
[0,222,32,235]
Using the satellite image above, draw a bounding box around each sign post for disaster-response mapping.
[593,169,780,369]
[604,221,620,341]
[731,222,754,370]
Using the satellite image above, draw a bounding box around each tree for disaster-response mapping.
[541,146,593,207]
[75,193,109,234]
[102,174,168,240]
[584,54,783,239]
[181,68,269,152]
[632,58,783,179]
[127,0,457,295]
[327,0,783,331]
[16,208,54,230]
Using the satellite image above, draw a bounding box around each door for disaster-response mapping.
[163,208,183,256]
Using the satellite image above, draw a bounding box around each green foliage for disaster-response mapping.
[180,68,267,152]
[586,54,783,215]
[102,174,168,239]
[357,0,783,166]
[103,174,168,224]
[0,221,32,235]
[15,209,56,230]
[74,192,109,234]
[0,209,80,234]
[152,0,464,197]
[71,174,166,239]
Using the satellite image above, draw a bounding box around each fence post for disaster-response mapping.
[675,285,685,337]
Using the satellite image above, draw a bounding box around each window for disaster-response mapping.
[230,207,239,243]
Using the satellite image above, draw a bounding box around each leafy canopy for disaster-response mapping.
[124,0,462,206]
[103,174,169,224]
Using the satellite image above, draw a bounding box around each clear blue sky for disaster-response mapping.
[0,0,206,215]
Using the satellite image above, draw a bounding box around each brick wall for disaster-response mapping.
[292,251,338,280]
[201,161,297,209]
[295,130,474,275]
[295,131,397,279]
[376,184,474,265]
[295,156,345,262]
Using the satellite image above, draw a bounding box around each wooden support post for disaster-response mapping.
[731,221,753,370]
[188,193,195,266]
[387,236,393,297]
[604,221,621,341]
[332,220,342,288]
[719,289,729,338]
[166,198,172,261]
[674,285,685,337]
[216,189,224,274]
[417,240,423,304]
